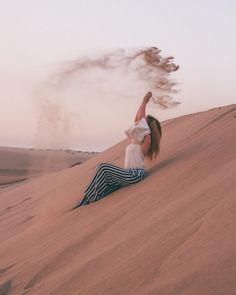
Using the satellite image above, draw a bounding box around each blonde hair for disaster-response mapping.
[146,115,162,160]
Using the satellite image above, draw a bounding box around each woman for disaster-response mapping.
[73,91,162,209]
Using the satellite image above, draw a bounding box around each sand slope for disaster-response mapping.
[0,104,236,295]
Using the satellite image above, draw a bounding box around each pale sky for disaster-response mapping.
[0,0,235,151]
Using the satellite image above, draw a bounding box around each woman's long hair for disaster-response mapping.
[146,115,162,160]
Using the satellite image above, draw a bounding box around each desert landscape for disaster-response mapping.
[0,103,235,295]
[0,147,96,189]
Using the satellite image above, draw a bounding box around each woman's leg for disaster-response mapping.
[73,163,146,208]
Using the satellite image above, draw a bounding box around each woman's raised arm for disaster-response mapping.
[134,91,152,123]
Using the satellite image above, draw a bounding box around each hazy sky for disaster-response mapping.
[0,0,235,151]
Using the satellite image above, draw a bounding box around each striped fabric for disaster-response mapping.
[73,162,147,209]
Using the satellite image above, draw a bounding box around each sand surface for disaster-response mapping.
[0,104,236,295]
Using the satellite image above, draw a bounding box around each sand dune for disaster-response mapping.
[0,147,96,188]
[0,104,236,295]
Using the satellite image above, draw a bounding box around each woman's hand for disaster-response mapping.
[134,91,152,123]
[143,91,152,103]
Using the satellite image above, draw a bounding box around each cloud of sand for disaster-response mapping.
[52,46,180,108]
[29,80,77,173]
[32,82,75,149]
[32,46,180,152]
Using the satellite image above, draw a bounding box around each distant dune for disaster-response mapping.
[0,147,96,188]
[0,104,236,295]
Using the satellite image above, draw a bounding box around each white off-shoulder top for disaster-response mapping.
[124,117,151,169]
